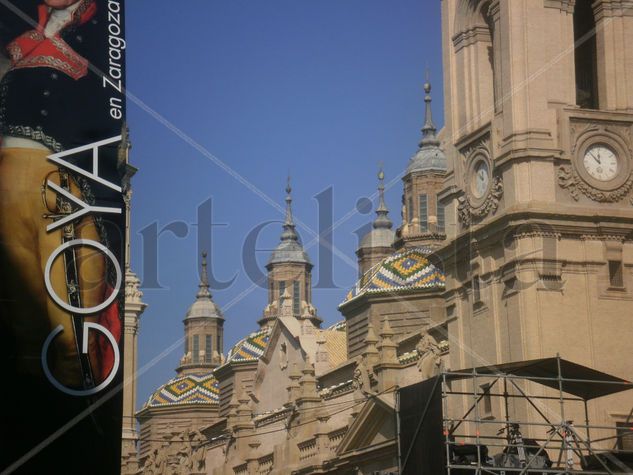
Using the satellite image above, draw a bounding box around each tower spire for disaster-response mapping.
[373,165,393,230]
[420,75,440,148]
[197,251,211,299]
[281,176,299,242]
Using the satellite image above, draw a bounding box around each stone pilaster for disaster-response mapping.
[362,322,380,369]
[377,317,398,365]
[121,269,147,475]
[296,357,321,411]
[286,363,302,403]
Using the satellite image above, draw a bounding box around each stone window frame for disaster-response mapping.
[599,239,633,301]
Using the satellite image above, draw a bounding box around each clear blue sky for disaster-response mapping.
[126,0,444,407]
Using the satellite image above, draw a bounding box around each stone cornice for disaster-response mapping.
[435,205,633,265]
[454,121,492,152]
[452,25,492,52]
[338,284,443,312]
[594,0,633,20]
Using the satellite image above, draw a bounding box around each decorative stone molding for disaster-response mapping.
[461,134,492,164]
[580,233,627,242]
[570,121,632,157]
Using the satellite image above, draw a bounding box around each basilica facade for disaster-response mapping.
[123,0,633,473]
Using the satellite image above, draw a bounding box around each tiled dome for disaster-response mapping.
[341,247,445,305]
[226,326,273,364]
[144,373,219,408]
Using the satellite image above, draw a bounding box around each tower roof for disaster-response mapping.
[406,79,447,175]
[267,178,312,268]
[185,252,224,320]
[359,167,395,250]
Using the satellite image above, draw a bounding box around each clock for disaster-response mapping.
[582,144,619,182]
[471,159,490,199]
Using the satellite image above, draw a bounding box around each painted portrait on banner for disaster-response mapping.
[0,1,127,473]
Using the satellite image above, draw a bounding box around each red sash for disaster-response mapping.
[97,285,122,383]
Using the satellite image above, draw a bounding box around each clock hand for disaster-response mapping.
[589,152,601,164]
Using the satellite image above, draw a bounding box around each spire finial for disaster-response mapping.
[197,251,211,298]
[373,164,392,230]
[420,72,440,148]
[281,178,299,242]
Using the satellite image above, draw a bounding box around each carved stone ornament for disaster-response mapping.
[558,165,633,203]
[458,176,503,226]
[124,270,144,303]
[352,363,376,395]
[415,333,443,379]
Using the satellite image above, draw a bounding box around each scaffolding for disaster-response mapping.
[439,357,633,475]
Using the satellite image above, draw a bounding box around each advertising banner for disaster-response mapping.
[0,1,127,473]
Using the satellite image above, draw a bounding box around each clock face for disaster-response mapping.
[471,160,490,198]
[583,144,619,182]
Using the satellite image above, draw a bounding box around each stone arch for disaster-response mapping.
[454,0,494,38]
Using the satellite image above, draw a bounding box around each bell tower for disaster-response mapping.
[177,252,225,375]
[395,80,448,251]
[439,0,633,441]
[259,179,322,328]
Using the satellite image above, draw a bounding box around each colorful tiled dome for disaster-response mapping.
[226,326,272,363]
[341,247,445,305]
[145,373,219,408]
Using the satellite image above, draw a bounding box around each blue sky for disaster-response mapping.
[125,0,444,407]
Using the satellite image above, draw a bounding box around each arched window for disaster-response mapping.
[437,197,446,234]
[574,0,599,109]
[278,280,286,306]
[193,335,200,363]
[419,194,428,232]
[205,335,212,363]
[292,281,301,315]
